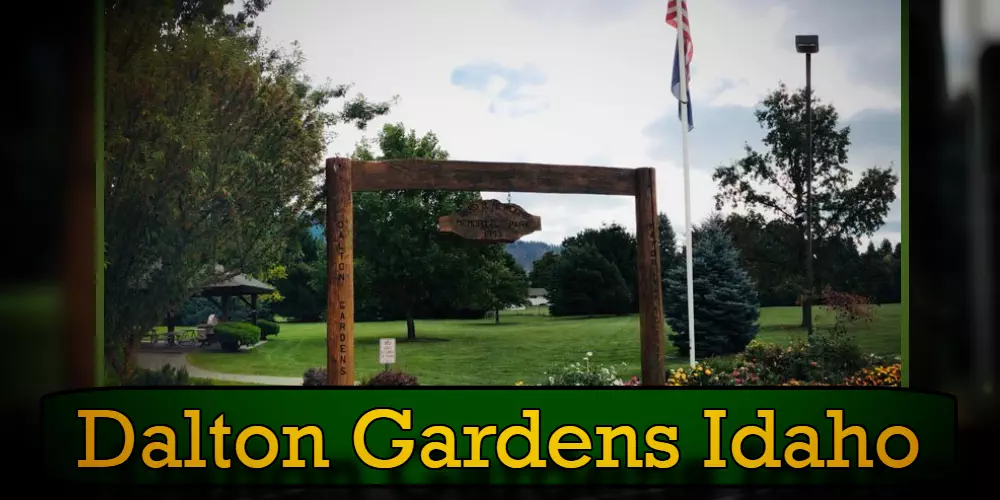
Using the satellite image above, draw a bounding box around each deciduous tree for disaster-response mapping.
[477,253,530,324]
[103,1,391,378]
[350,123,497,340]
[713,83,898,328]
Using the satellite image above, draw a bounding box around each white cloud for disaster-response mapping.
[255,0,901,245]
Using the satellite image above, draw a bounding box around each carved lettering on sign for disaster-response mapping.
[437,199,542,243]
[336,210,350,378]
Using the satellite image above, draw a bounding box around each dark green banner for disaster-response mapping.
[42,387,954,485]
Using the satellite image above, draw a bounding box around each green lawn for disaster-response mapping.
[186,304,900,385]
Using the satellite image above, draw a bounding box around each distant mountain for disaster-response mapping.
[309,224,556,271]
[505,240,560,271]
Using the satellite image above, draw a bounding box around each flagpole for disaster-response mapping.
[675,8,696,369]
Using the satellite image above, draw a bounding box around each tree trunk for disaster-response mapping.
[109,332,143,383]
[406,310,416,341]
[495,308,500,325]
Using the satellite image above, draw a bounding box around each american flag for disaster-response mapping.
[666,0,693,130]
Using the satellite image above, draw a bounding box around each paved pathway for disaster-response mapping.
[137,347,302,386]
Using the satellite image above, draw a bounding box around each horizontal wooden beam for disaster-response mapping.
[350,159,638,196]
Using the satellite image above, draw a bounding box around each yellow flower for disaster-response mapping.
[704,369,712,376]
[514,381,524,386]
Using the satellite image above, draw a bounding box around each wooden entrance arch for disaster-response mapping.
[325,157,666,386]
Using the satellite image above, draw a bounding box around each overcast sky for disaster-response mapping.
[254,0,902,247]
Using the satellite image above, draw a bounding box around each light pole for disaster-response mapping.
[796,34,818,338]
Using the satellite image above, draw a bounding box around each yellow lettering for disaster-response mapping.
[495,409,546,468]
[353,408,414,469]
[594,425,642,468]
[209,414,231,468]
[77,409,134,468]
[235,426,279,469]
[462,425,497,467]
[827,410,874,467]
[731,409,781,468]
[876,426,919,469]
[282,426,330,468]
[547,425,592,469]
[643,425,680,468]
[183,410,206,467]
[419,425,462,469]
[141,425,182,468]
[703,409,727,467]
[784,425,825,468]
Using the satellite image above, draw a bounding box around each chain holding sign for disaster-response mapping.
[379,338,396,371]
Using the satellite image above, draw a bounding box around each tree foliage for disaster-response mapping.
[103,0,391,378]
[528,250,561,290]
[713,83,899,242]
[663,216,760,357]
[658,213,679,282]
[477,253,530,324]
[712,83,898,325]
[350,123,502,339]
[548,246,632,317]
[561,223,638,311]
[722,214,901,306]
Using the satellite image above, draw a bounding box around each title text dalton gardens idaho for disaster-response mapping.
[77,408,919,470]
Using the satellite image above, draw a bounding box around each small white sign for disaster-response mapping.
[379,338,396,364]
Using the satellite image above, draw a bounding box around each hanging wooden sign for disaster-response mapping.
[437,199,542,243]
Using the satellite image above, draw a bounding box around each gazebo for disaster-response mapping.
[196,273,276,324]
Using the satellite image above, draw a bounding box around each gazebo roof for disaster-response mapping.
[198,274,275,297]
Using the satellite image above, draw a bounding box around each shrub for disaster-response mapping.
[741,336,871,384]
[539,352,626,386]
[363,370,419,386]
[844,363,901,386]
[257,319,280,340]
[123,364,211,386]
[666,361,733,386]
[820,286,876,336]
[214,321,261,352]
[663,216,760,357]
[303,367,327,386]
[742,340,811,384]
[806,330,868,379]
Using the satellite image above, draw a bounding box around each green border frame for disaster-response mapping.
[95,0,105,387]
[900,0,909,387]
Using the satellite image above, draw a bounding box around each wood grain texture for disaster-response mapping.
[326,157,355,386]
[438,199,542,243]
[353,159,637,195]
[634,167,666,386]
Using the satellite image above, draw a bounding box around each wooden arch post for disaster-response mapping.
[634,167,665,385]
[326,157,354,386]
[325,157,666,386]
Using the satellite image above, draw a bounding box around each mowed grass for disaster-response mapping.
[186,304,900,385]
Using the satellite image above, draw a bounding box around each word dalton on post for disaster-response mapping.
[76,408,920,470]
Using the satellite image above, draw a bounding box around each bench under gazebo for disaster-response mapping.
[187,273,275,346]
[153,273,276,347]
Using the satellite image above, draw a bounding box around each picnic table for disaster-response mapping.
[145,328,199,346]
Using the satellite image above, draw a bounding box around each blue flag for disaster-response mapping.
[671,40,694,131]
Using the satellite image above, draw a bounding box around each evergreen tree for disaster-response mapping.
[658,213,679,281]
[663,216,760,357]
[548,245,632,317]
